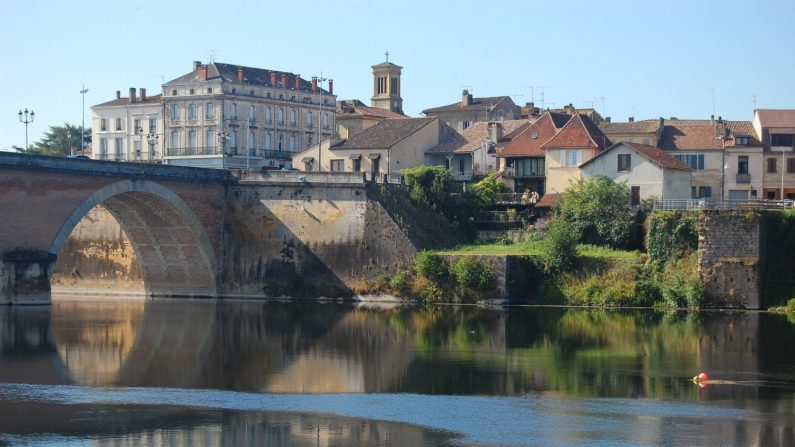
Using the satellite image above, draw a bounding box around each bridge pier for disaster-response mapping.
[1,251,56,305]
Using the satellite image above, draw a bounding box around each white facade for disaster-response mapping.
[581,143,692,201]
[91,89,163,162]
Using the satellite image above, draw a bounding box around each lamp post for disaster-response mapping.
[217,129,229,155]
[80,86,88,154]
[146,132,159,162]
[18,108,35,153]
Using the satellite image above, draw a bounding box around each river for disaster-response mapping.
[1,298,793,446]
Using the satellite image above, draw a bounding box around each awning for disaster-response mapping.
[349,154,361,160]
[301,157,314,163]
[368,153,381,159]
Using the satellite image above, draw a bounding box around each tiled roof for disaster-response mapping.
[659,121,726,151]
[598,119,661,134]
[165,62,330,94]
[426,120,527,154]
[498,112,570,157]
[422,96,512,114]
[94,94,163,107]
[330,117,436,150]
[535,192,559,208]
[581,141,690,171]
[372,61,403,70]
[541,114,610,150]
[755,109,795,128]
[725,121,761,146]
[337,100,407,119]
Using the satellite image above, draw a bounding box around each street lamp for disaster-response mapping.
[18,108,34,153]
[146,132,159,161]
[80,86,88,154]
[217,129,229,155]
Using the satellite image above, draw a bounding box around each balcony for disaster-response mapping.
[503,166,544,178]
[736,172,751,184]
[451,171,473,181]
[167,146,219,156]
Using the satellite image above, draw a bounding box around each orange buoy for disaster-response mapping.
[697,372,709,382]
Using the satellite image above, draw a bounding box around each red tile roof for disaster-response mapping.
[755,109,795,128]
[337,100,407,119]
[540,114,610,150]
[581,141,690,171]
[498,112,570,157]
[659,121,726,151]
[426,120,527,154]
[535,192,559,208]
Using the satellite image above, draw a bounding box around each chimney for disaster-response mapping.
[461,89,472,107]
[237,67,244,82]
[564,104,575,115]
[116,90,121,99]
[605,117,611,123]
[140,88,147,101]
[488,122,503,142]
[659,117,664,128]
[328,79,333,95]
[270,72,277,86]
[311,77,318,92]
[193,60,201,71]
[628,117,634,123]
[281,73,288,88]
[198,64,208,81]
[295,74,301,90]
[129,87,136,104]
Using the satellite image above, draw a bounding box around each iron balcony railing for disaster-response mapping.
[653,198,794,211]
[736,172,751,184]
[166,147,294,159]
[503,166,544,178]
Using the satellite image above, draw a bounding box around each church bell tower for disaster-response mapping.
[371,52,403,114]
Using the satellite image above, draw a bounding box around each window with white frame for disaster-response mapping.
[133,119,142,133]
[206,102,215,119]
[100,118,107,131]
[277,108,284,124]
[206,130,215,150]
[330,159,344,171]
[249,105,256,121]
[289,135,295,151]
[148,118,157,132]
[115,118,123,131]
[617,153,631,172]
[290,110,296,125]
[114,138,123,159]
[100,138,108,156]
[323,112,329,128]
[188,103,197,120]
[171,131,180,150]
[171,104,179,120]
[265,132,271,150]
[561,149,581,166]
[230,103,237,119]
[248,132,255,155]
[673,154,704,170]
[307,111,313,127]
[188,130,197,150]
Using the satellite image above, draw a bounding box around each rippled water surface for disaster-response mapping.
[1,299,794,446]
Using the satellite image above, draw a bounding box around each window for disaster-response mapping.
[207,88,213,94]
[171,89,177,96]
[323,112,329,128]
[206,130,215,150]
[531,132,539,139]
[249,105,256,121]
[771,134,793,147]
[699,186,712,198]
[100,118,107,131]
[189,89,195,95]
[460,121,470,130]
[133,119,142,133]
[265,133,271,150]
[188,130,197,151]
[561,149,581,167]
[114,138,123,159]
[514,158,544,176]
[206,102,215,119]
[188,103,197,120]
[617,153,631,172]
[171,104,179,120]
[115,118,122,131]
[149,118,157,132]
[307,134,313,146]
[289,135,295,151]
[171,131,180,150]
[330,159,344,172]
[738,156,749,174]
[230,103,237,119]
[134,140,141,156]
[307,111,313,127]
[290,110,296,125]
[99,138,108,156]
[736,136,749,145]
[691,186,697,199]
[353,158,361,172]
[767,191,777,199]
[248,132,256,155]
[265,107,272,123]
[631,186,640,205]
[277,108,284,124]
[674,154,704,170]
[768,158,777,173]
[278,134,284,151]
[789,158,795,173]
[229,131,238,154]
[371,158,380,173]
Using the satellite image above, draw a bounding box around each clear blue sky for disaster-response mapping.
[1,0,794,151]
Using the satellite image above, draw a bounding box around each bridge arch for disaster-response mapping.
[51,179,219,297]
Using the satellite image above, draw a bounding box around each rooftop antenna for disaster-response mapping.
[537,87,550,109]
[581,100,595,108]
[752,94,757,110]
[526,86,534,102]
[711,88,716,117]
[595,96,606,117]
[205,49,217,63]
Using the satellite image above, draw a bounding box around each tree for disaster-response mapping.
[402,166,453,208]
[554,175,635,248]
[20,123,91,157]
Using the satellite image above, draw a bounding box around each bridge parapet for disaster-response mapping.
[236,170,366,185]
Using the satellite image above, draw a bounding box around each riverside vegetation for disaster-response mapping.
[375,170,795,309]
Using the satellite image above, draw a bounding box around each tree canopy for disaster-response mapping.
[554,175,635,248]
[18,123,91,157]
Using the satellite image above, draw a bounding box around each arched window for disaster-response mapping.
[290,110,296,125]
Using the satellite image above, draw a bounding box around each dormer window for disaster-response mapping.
[736,136,749,145]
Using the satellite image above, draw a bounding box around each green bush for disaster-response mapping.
[657,255,705,308]
[540,219,578,274]
[452,258,493,290]
[647,211,699,266]
[389,269,412,294]
[415,250,448,280]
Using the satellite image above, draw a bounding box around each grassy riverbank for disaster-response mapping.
[440,241,642,261]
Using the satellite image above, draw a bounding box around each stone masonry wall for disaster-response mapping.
[698,211,760,308]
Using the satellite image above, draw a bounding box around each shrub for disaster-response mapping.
[646,211,699,266]
[415,250,448,280]
[540,219,578,274]
[412,275,445,302]
[560,261,647,307]
[452,257,493,290]
[657,255,705,308]
[389,269,412,295]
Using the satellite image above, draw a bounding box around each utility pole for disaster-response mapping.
[80,85,89,154]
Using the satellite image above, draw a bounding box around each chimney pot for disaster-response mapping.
[628,116,634,122]
[198,64,208,81]
[141,88,147,101]
[281,73,288,88]
[606,116,611,123]
[116,90,121,99]
[129,87,136,104]
[270,72,277,86]
[237,67,244,82]
[328,79,333,95]
[295,74,301,90]
[311,77,318,92]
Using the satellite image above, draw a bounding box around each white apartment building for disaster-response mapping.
[91,88,164,162]
[161,61,336,170]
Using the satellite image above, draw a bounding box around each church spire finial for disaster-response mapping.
[385,50,389,62]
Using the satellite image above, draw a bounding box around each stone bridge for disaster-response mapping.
[0,153,417,304]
